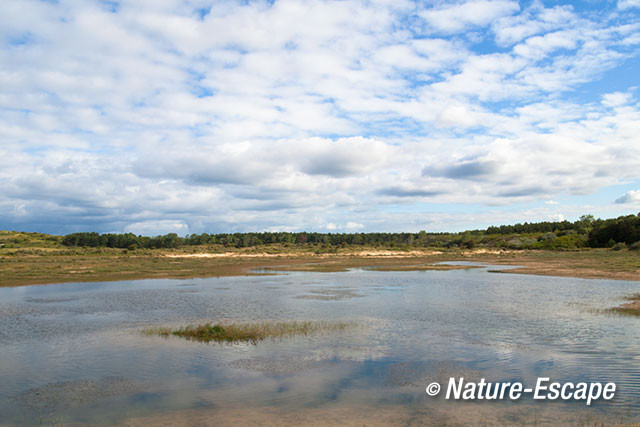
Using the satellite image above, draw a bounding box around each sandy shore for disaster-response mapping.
[164,250,444,259]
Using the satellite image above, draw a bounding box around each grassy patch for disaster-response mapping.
[143,320,354,343]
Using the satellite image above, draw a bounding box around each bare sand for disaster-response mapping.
[164,249,444,259]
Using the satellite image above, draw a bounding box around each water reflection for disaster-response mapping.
[0,265,638,425]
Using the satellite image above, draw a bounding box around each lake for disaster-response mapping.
[1,263,639,425]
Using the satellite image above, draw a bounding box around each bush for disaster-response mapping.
[612,242,628,251]
[538,232,556,242]
[537,233,587,250]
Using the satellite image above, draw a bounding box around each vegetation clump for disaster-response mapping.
[143,320,353,344]
[611,242,628,251]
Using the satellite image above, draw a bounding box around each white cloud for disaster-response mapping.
[615,190,640,204]
[0,0,639,234]
[602,92,632,107]
[420,1,519,33]
[346,222,365,230]
[618,0,640,10]
[492,3,577,46]
[124,220,191,236]
[512,30,578,59]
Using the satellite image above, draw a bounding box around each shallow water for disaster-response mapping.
[1,264,639,425]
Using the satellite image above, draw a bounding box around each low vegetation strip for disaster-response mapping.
[143,320,354,343]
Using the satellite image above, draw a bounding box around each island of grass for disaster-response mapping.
[143,320,354,344]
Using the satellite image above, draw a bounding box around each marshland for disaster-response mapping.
[1,215,639,425]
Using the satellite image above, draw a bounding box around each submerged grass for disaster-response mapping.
[581,293,640,318]
[143,320,354,344]
[365,264,481,272]
[609,293,640,317]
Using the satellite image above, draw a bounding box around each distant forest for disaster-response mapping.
[59,213,640,251]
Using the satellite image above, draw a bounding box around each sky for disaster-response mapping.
[1,0,640,236]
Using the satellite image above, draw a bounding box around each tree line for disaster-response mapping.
[60,213,640,250]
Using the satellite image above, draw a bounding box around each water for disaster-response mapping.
[1,264,639,425]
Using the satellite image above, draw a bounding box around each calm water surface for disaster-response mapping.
[1,264,639,425]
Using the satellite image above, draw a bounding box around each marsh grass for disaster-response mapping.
[608,307,640,317]
[143,320,354,344]
[608,293,640,317]
[580,293,640,317]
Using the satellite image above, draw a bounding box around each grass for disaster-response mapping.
[0,230,62,249]
[609,293,640,317]
[143,320,354,344]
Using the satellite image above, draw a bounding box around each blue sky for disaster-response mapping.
[1,0,639,235]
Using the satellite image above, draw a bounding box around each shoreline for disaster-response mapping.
[1,248,639,288]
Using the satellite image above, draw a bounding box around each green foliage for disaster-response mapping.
[0,231,63,248]
[19,212,638,252]
[539,234,587,250]
[587,214,640,247]
[485,219,576,235]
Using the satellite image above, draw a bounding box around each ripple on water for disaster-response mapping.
[229,355,329,375]
[24,296,80,304]
[295,288,364,300]
[15,376,137,410]
[385,361,485,387]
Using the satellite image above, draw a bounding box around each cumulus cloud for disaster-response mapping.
[618,0,640,10]
[492,3,577,46]
[420,1,520,33]
[1,0,639,234]
[615,190,640,204]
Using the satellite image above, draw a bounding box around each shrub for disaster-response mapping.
[538,232,556,242]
